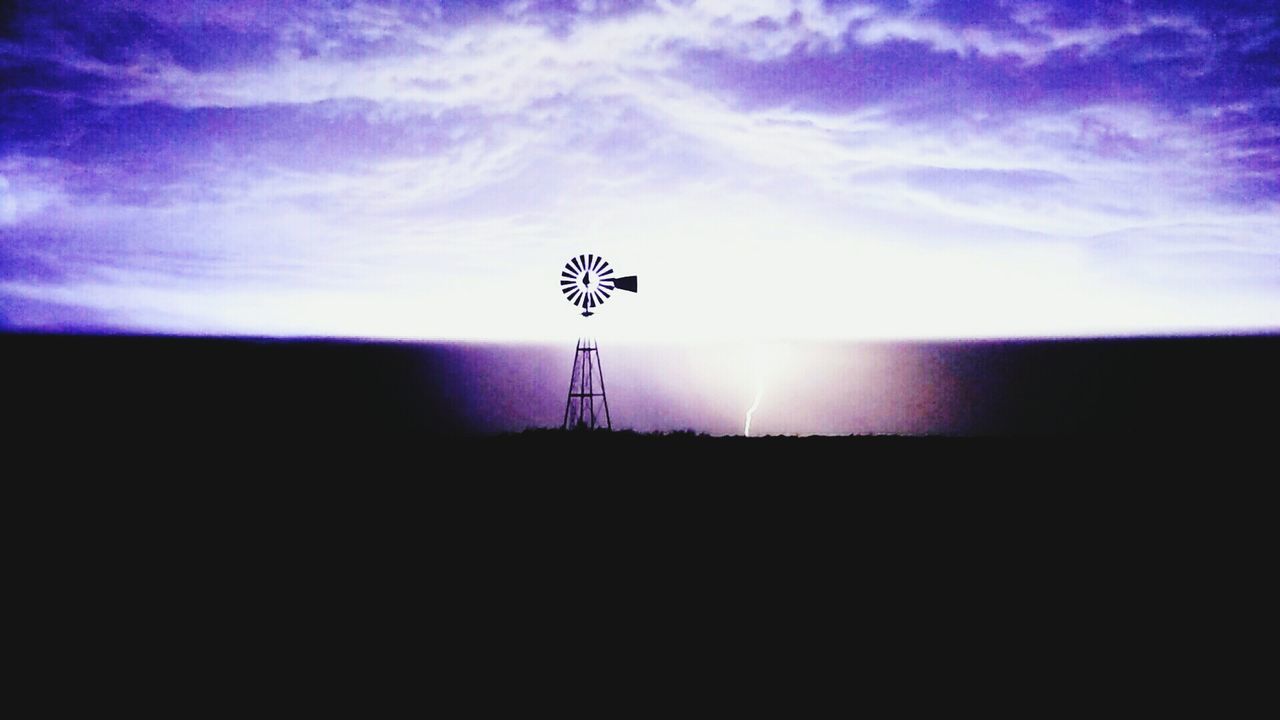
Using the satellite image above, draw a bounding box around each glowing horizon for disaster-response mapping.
[2,1,1278,341]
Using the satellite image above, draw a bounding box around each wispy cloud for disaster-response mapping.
[1,0,1277,338]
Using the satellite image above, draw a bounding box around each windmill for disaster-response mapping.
[560,254,637,430]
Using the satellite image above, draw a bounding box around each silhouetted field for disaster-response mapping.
[4,332,1277,443]
[452,427,1221,479]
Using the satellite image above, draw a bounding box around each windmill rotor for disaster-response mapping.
[561,254,637,317]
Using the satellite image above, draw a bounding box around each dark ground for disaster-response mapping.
[3,331,1274,483]
[5,331,1277,438]
[8,333,1269,688]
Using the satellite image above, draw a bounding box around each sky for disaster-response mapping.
[1,0,1278,342]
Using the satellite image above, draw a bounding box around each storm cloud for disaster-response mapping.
[2,0,1277,339]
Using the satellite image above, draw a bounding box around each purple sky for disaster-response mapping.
[2,0,1278,341]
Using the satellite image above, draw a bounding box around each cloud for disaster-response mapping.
[1,0,1277,339]
[0,176,14,224]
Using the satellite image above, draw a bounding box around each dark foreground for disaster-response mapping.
[436,427,1249,479]
[5,332,1280,439]
[7,334,1269,700]
[3,330,1275,488]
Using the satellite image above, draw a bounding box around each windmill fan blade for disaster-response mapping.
[592,255,603,270]
[587,253,594,270]
[562,271,576,279]
[612,275,638,293]
[599,288,611,299]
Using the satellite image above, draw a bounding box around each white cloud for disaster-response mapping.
[0,162,69,227]
[5,1,1277,339]
[0,177,14,225]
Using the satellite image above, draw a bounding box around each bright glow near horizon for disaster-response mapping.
[2,1,1278,340]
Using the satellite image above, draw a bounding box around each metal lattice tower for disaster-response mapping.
[563,337,611,430]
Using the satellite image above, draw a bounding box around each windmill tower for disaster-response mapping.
[563,338,610,430]
[559,254,638,430]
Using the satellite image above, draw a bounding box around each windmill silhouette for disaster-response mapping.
[560,254,637,430]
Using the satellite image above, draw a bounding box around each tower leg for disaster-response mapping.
[578,338,588,428]
[587,341,596,428]
[563,338,581,429]
[595,338,612,431]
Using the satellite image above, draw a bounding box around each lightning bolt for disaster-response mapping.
[744,380,763,437]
